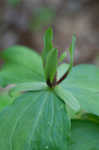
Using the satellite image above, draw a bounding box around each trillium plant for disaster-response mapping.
[0,28,99,150]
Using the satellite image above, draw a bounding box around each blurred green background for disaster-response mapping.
[0,0,99,64]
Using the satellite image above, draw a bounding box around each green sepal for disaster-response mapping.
[58,34,76,81]
[45,48,58,83]
[42,28,53,63]
[69,33,76,68]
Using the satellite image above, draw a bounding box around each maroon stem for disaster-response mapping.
[55,66,72,86]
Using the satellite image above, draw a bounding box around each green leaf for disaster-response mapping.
[55,86,80,113]
[61,64,99,116]
[0,45,44,87]
[1,45,44,75]
[42,28,53,63]
[0,90,70,150]
[45,48,58,82]
[71,120,99,150]
[59,51,67,63]
[10,82,47,96]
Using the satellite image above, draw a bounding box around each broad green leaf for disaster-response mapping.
[71,120,99,150]
[10,82,47,96]
[62,64,99,91]
[45,48,58,82]
[0,45,44,75]
[59,51,67,63]
[0,45,44,87]
[42,28,53,62]
[0,64,44,87]
[0,90,70,150]
[61,64,99,116]
[55,86,80,113]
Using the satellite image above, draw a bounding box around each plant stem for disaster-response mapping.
[55,66,72,86]
[47,66,72,88]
